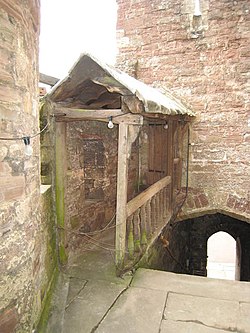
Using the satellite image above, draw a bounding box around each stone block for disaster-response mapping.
[161,320,231,333]
[0,307,18,333]
[237,302,250,333]
[164,292,238,331]
[96,287,166,333]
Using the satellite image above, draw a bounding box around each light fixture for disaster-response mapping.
[107,116,114,129]
[23,136,33,156]
[164,122,168,130]
[194,0,202,16]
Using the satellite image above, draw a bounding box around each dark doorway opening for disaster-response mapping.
[152,213,250,281]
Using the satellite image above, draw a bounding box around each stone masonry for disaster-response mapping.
[0,1,57,332]
[64,120,140,257]
[116,0,250,222]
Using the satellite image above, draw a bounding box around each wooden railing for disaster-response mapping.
[124,175,172,263]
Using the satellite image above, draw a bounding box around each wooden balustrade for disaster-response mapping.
[125,175,172,261]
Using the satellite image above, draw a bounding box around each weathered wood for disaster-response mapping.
[122,95,145,114]
[155,192,160,228]
[40,73,59,86]
[133,210,141,253]
[159,189,164,223]
[114,113,143,125]
[163,187,168,218]
[127,215,134,259]
[53,106,143,125]
[55,122,67,264]
[53,106,123,119]
[115,123,129,267]
[151,195,157,232]
[145,200,152,236]
[167,120,174,213]
[126,175,171,217]
[140,204,147,246]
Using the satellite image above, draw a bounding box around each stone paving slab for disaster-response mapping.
[44,256,250,333]
[238,302,250,333]
[160,320,235,333]
[45,274,70,333]
[62,279,126,333]
[66,277,87,305]
[132,268,250,302]
[67,250,131,286]
[164,292,238,331]
[95,287,166,333]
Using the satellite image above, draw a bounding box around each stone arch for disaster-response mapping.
[187,213,250,280]
[157,213,250,281]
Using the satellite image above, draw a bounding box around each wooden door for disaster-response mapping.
[147,123,168,185]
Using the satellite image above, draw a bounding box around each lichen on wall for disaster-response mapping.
[0,1,58,332]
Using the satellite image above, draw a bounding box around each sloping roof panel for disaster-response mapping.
[48,54,194,116]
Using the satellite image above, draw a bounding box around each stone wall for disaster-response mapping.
[0,1,57,332]
[116,0,250,221]
[64,121,139,255]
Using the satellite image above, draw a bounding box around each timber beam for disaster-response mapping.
[52,105,143,125]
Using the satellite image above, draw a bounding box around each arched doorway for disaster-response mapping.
[207,231,236,280]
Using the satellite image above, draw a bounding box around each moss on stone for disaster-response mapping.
[36,268,59,333]
[59,245,68,265]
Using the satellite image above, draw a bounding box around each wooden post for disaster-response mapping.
[115,115,143,271]
[55,122,67,265]
[115,123,129,269]
[167,120,174,214]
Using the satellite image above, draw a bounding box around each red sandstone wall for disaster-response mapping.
[0,1,55,332]
[116,0,250,221]
[65,121,139,254]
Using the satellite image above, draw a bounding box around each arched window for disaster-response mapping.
[207,231,236,280]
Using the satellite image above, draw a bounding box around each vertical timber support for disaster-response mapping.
[167,119,174,214]
[116,123,129,270]
[115,113,143,272]
[55,122,68,265]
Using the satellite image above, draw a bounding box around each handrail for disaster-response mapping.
[126,176,171,217]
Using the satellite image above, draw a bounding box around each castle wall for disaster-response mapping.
[116,0,250,221]
[0,1,57,332]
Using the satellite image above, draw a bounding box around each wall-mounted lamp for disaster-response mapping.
[107,116,114,129]
[0,122,49,158]
[163,122,168,130]
[23,136,33,156]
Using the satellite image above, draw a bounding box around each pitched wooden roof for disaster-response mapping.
[48,54,194,117]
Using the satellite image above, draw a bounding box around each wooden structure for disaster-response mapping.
[44,54,194,272]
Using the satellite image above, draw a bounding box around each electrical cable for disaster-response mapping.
[0,121,49,141]
[78,214,116,235]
